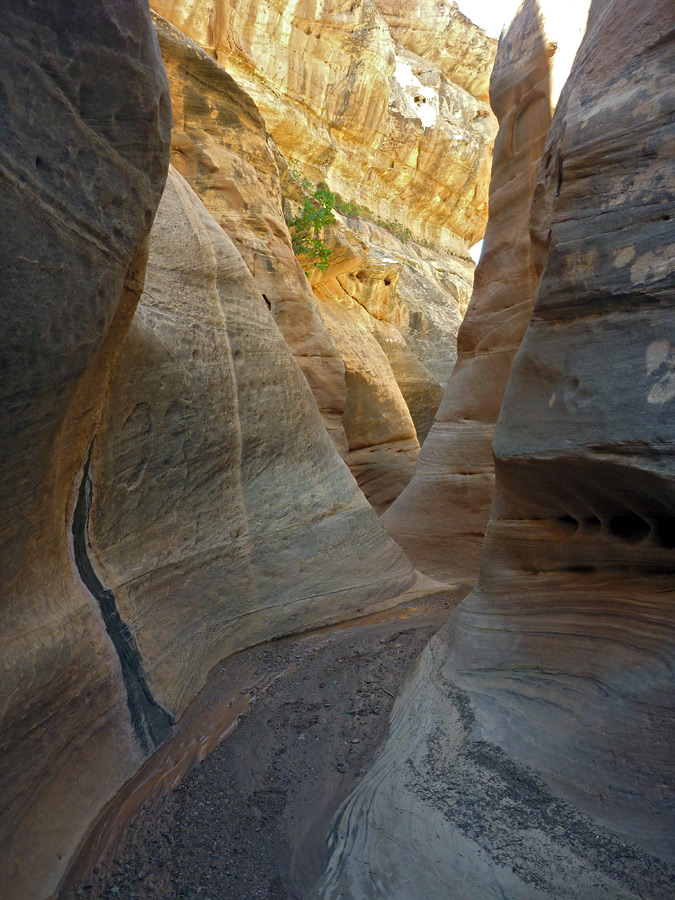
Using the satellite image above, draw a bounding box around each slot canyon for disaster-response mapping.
[0,1,673,899]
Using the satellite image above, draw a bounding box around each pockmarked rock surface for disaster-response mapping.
[311,1,675,897]
[153,13,349,453]
[150,0,497,252]
[89,167,437,725]
[0,3,171,898]
[383,0,591,583]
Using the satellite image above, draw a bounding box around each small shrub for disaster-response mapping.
[288,167,417,269]
[289,184,337,272]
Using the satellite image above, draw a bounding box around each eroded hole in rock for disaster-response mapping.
[584,515,602,532]
[558,515,579,534]
[555,151,564,197]
[607,512,650,542]
[384,278,391,286]
[262,293,272,310]
[654,516,675,549]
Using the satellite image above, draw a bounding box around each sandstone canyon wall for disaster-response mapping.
[383,0,594,582]
[88,166,432,723]
[311,1,675,897]
[150,0,495,250]
[0,6,446,899]
[150,0,498,510]
[0,2,171,897]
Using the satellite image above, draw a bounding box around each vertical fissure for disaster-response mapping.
[72,443,174,753]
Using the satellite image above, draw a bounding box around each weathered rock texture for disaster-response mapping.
[153,13,350,453]
[88,166,432,722]
[0,3,171,898]
[1,10,449,898]
[311,0,675,897]
[382,0,558,580]
[373,0,496,101]
[150,0,496,252]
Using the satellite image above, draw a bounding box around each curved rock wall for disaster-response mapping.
[381,0,556,580]
[0,3,171,898]
[89,167,433,721]
[150,2,497,511]
[307,214,470,511]
[1,8,452,898]
[311,0,675,897]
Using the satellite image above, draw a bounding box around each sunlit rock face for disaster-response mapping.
[89,167,431,720]
[153,13,349,453]
[0,3,171,898]
[310,0,675,897]
[150,0,496,252]
[382,0,592,583]
[374,0,496,101]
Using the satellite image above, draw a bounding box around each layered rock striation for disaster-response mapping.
[150,1,497,511]
[153,13,350,453]
[1,8,451,898]
[312,1,675,897]
[307,213,470,511]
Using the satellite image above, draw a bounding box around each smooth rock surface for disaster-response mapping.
[153,13,349,452]
[89,167,437,723]
[383,0,590,583]
[0,3,171,898]
[312,1,675,897]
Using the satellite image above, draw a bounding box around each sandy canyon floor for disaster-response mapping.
[62,593,460,900]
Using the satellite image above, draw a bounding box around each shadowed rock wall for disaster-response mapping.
[382,0,556,579]
[311,1,675,896]
[0,2,171,898]
[0,9,444,899]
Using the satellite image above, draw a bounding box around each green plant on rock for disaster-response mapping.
[289,184,336,273]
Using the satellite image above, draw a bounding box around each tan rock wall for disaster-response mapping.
[311,2,675,897]
[0,3,171,898]
[373,0,496,101]
[306,214,471,510]
[150,1,497,513]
